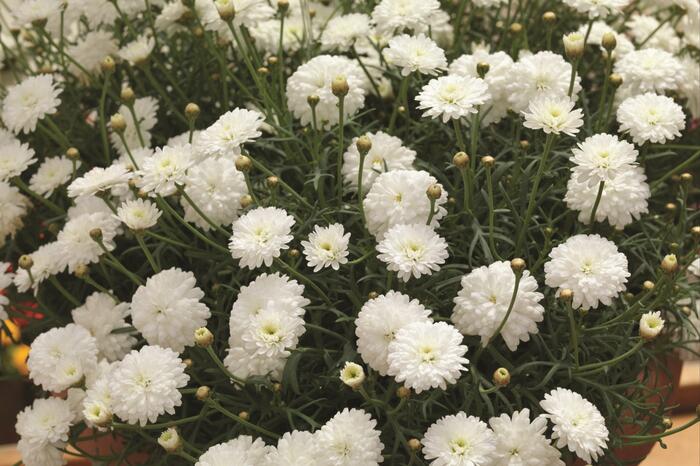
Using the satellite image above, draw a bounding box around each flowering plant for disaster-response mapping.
[1,0,699,465]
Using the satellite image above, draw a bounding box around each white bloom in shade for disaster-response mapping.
[250,14,313,54]
[342,131,416,192]
[265,430,318,466]
[158,427,181,452]
[110,97,159,156]
[364,170,447,238]
[116,198,162,230]
[0,140,36,181]
[27,324,98,392]
[562,0,629,18]
[0,263,13,319]
[111,345,189,426]
[240,306,306,359]
[640,311,664,340]
[13,0,61,25]
[377,223,449,282]
[138,144,194,196]
[565,165,650,229]
[626,14,682,53]
[452,261,545,351]
[540,388,609,463]
[82,361,117,428]
[67,31,118,80]
[614,48,682,94]
[224,345,288,381]
[181,157,248,230]
[13,242,64,293]
[71,292,136,362]
[196,436,269,466]
[417,75,491,123]
[340,362,366,389]
[227,0,274,27]
[387,321,469,393]
[301,223,351,271]
[0,181,29,247]
[29,156,75,197]
[522,95,584,137]
[286,55,368,129]
[678,56,700,119]
[355,291,432,375]
[16,397,73,449]
[507,51,581,112]
[422,412,496,466]
[118,35,155,65]
[17,439,64,466]
[545,234,629,310]
[371,0,441,34]
[570,133,639,182]
[449,50,514,125]
[384,34,447,77]
[320,14,371,51]
[489,409,564,466]
[131,268,211,352]
[68,164,131,198]
[229,207,295,269]
[1,74,62,134]
[316,408,384,465]
[57,212,121,273]
[617,93,685,145]
[196,108,265,159]
[578,22,634,59]
[67,195,114,219]
[155,1,189,35]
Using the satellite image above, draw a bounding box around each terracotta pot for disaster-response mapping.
[75,429,150,465]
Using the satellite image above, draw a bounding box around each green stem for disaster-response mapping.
[575,340,644,372]
[588,180,605,226]
[177,185,230,236]
[99,73,112,164]
[204,345,246,386]
[135,232,160,273]
[206,399,280,439]
[336,95,346,204]
[485,166,499,259]
[48,276,80,306]
[487,271,522,346]
[12,177,64,216]
[274,258,332,305]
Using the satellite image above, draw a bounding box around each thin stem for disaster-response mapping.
[652,149,700,189]
[12,177,64,216]
[156,197,230,254]
[95,239,145,286]
[485,166,499,259]
[487,271,522,346]
[177,185,230,236]
[356,150,366,223]
[206,398,280,439]
[274,258,332,305]
[588,180,605,226]
[99,73,112,164]
[48,276,80,306]
[336,95,346,204]
[567,302,579,367]
[388,76,409,133]
[204,345,246,386]
[135,232,160,273]
[575,340,644,372]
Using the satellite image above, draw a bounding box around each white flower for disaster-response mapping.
[250,15,311,54]
[29,156,76,197]
[230,272,309,322]
[229,207,295,269]
[316,408,384,465]
[265,430,319,466]
[342,131,416,192]
[67,31,119,80]
[116,198,162,230]
[489,409,564,466]
[569,133,639,182]
[640,311,665,340]
[196,108,265,159]
[110,97,159,156]
[0,181,29,247]
[422,412,496,466]
[540,388,609,463]
[301,223,350,272]
[0,262,13,319]
[626,14,681,53]
[1,74,62,134]
[507,51,581,112]
[131,268,211,352]
[678,55,700,119]
[56,212,121,273]
[71,292,136,362]
[565,165,650,229]
[82,361,116,428]
[617,93,685,145]
[158,427,181,452]
[387,321,468,393]
[416,75,491,123]
[377,223,449,282]
[119,35,155,65]
[545,234,629,310]
[562,0,630,18]
[340,362,366,389]
[13,0,62,25]
[227,0,274,27]
[320,14,371,51]
[16,397,73,450]
[111,345,189,426]
[355,291,432,376]
[67,195,114,219]
[384,34,447,77]
[17,439,64,466]
[449,50,514,125]
[155,1,189,35]
[614,48,682,94]
[138,144,194,196]
[286,55,368,129]
[0,140,36,181]
[68,163,131,198]
[13,242,64,293]
[240,306,306,359]
[27,324,98,392]
[522,95,584,136]
[371,0,442,34]
[578,22,634,59]
[363,170,447,238]
[196,436,269,466]
[452,261,545,351]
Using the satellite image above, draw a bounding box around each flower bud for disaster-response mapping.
[100,56,115,73]
[476,61,490,79]
[74,264,89,279]
[692,226,700,239]
[680,172,693,184]
[120,87,135,104]
[559,288,574,302]
[18,255,33,271]
[64,148,80,162]
[195,385,211,401]
[235,155,252,172]
[643,280,655,291]
[639,311,664,341]
[194,327,214,347]
[408,438,422,451]
[288,248,301,258]
[492,367,511,387]
[266,176,279,188]
[307,95,320,107]
[662,417,673,429]
[509,22,523,34]
[542,11,556,24]
[519,140,530,150]
[110,113,127,133]
[356,135,372,155]
[331,76,349,97]
[267,56,278,66]
[453,151,470,169]
[158,428,182,453]
[601,32,617,53]
[396,386,411,399]
[665,202,677,214]
[563,32,585,60]
[185,103,200,120]
[215,0,235,21]
[510,258,526,274]
[398,105,406,113]
[609,73,623,87]
[340,362,365,389]
[183,358,193,368]
[481,155,495,168]
[426,184,442,200]
[238,410,250,421]
[84,401,112,428]
[240,194,253,208]
[89,228,103,242]
[273,382,282,393]
[257,66,269,75]
[277,0,289,12]
[660,254,678,274]
[368,291,379,300]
